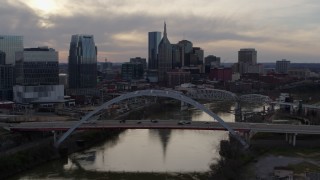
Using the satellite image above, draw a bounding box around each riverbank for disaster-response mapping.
[1,100,175,179]
[0,129,123,179]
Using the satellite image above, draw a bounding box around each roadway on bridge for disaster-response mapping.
[4,120,320,135]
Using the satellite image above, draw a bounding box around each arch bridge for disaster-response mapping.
[185,88,238,102]
[182,88,272,104]
[55,90,248,148]
[239,94,272,105]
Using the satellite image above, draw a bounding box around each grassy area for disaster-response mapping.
[0,129,9,135]
[66,171,210,180]
[12,160,210,180]
[270,147,320,157]
[252,146,320,161]
[287,162,320,174]
[251,132,284,140]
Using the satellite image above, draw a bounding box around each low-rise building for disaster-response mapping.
[288,68,311,79]
[167,69,191,87]
[204,55,220,74]
[146,69,158,83]
[130,57,147,71]
[209,67,232,82]
[228,82,252,93]
[121,62,144,81]
[13,84,64,104]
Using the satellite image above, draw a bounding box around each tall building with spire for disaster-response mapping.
[148,31,161,70]
[158,22,172,82]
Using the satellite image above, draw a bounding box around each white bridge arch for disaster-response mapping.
[55,90,247,148]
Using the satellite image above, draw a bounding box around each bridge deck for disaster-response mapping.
[6,120,320,135]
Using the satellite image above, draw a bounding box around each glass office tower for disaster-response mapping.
[0,51,14,100]
[0,35,23,65]
[148,31,161,70]
[19,47,59,85]
[68,35,97,89]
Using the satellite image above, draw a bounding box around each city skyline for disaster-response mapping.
[1,0,319,63]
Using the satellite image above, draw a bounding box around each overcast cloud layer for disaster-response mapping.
[1,0,319,63]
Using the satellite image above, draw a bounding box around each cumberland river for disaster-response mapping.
[13,102,262,179]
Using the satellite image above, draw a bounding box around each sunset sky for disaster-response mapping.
[1,0,319,63]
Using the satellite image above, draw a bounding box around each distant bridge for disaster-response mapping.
[184,88,272,104]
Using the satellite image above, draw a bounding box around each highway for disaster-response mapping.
[271,101,320,110]
[3,120,320,135]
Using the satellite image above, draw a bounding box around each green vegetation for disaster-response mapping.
[1,129,124,180]
[49,171,209,180]
[0,128,9,135]
[287,84,320,104]
[209,136,254,179]
[287,162,320,174]
[251,132,284,140]
[0,141,57,179]
[258,147,320,160]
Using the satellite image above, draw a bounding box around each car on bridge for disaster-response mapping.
[178,121,184,125]
[177,120,191,125]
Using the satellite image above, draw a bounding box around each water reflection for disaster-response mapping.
[149,129,172,158]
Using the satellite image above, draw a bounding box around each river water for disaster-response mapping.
[13,102,262,179]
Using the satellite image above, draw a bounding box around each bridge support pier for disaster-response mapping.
[244,131,250,144]
[53,131,57,144]
[271,104,275,112]
[242,131,254,144]
[286,133,297,147]
[292,133,297,147]
[290,105,294,114]
[288,134,292,144]
[53,131,61,145]
[181,101,188,111]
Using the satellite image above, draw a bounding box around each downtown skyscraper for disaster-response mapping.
[237,48,258,74]
[0,35,23,100]
[158,22,172,82]
[238,48,257,65]
[0,35,23,65]
[148,31,161,70]
[68,35,97,89]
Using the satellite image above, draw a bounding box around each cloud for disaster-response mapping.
[1,0,319,63]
